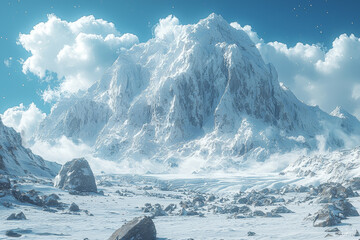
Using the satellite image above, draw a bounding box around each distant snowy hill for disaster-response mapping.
[35,14,360,173]
[0,117,60,177]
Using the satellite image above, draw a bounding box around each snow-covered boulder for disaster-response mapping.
[108,216,156,240]
[313,205,341,227]
[54,158,97,193]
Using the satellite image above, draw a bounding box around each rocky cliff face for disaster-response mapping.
[35,14,360,172]
[0,117,60,177]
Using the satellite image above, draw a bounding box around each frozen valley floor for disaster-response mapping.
[1,174,360,239]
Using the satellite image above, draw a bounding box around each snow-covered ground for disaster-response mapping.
[1,174,360,239]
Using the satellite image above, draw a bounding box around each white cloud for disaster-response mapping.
[19,14,139,101]
[3,57,12,67]
[1,103,46,142]
[154,15,180,40]
[231,22,360,118]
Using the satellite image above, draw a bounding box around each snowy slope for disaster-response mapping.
[0,117,60,177]
[285,146,360,183]
[35,14,360,173]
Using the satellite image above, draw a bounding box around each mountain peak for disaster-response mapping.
[331,106,353,119]
[36,14,360,173]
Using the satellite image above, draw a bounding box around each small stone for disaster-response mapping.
[247,231,256,236]
[325,227,340,232]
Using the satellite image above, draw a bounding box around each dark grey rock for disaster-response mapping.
[69,202,80,212]
[325,227,340,232]
[207,195,216,202]
[164,203,176,212]
[152,204,166,217]
[43,193,61,207]
[179,208,199,216]
[271,206,294,214]
[0,174,11,190]
[348,177,360,190]
[6,212,26,220]
[54,158,97,193]
[265,212,282,218]
[253,210,265,217]
[313,205,342,227]
[295,186,310,193]
[354,230,360,236]
[6,230,21,237]
[108,216,156,240]
[238,206,251,214]
[334,199,359,217]
[317,183,356,200]
[11,189,44,206]
[247,231,256,236]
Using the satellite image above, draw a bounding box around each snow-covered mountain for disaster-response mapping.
[35,14,360,172]
[0,117,60,177]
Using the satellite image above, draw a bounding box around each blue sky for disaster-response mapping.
[1,0,360,114]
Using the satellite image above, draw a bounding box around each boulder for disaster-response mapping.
[54,158,97,193]
[313,205,342,227]
[0,174,10,190]
[108,216,156,240]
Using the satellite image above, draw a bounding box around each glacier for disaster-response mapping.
[34,14,360,173]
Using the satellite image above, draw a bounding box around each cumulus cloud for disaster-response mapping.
[231,22,360,118]
[1,103,46,142]
[154,15,180,40]
[19,14,139,101]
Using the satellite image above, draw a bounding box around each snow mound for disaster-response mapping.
[35,14,360,173]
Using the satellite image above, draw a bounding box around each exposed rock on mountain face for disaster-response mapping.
[0,117,60,177]
[35,14,360,172]
[54,158,97,193]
